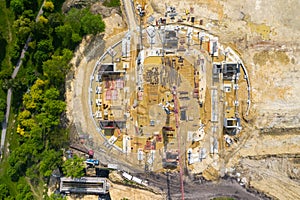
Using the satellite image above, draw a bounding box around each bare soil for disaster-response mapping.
[149,0,300,199]
[65,0,300,199]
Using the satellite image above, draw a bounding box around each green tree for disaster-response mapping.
[64,8,83,33]
[0,184,10,199]
[42,49,73,86]
[33,50,49,66]
[47,12,63,28]
[13,15,33,42]
[39,15,49,24]
[71,32,82,44]
[41,88,66,125]
[33,21,52,41]
[62,155,85,178]
[16,184,34,200]
[0,98,6,110]
[7,166,19,181]
[48,128,69,149]
[80,11,105,35]
[26,167,40,186]
[10,0,25,15]
[37,39,54,53]
[33,39,54,65]
[18,110,31,121]
[39,149,62,177]
[22,9,35,20]
[23,79,46,111]
[44,87,59,99]
[20,118,36,130]
[0,33,8,64]
[43,1,54,12]
[5,197,15,200]
[9,42,21,64]
[10,0,37,16]
[64,8,105,36]
[28,126,44,150]
[42,99,66,117]
[54,24,73,48]
[61,48,73,62]
[5,0,11,8]
[35,112,54,130]
[0,0,109,197]
[51,0,65,11]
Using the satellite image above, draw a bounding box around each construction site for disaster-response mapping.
[66,0,300,199]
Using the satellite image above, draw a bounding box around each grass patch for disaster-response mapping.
[103,0,121,7]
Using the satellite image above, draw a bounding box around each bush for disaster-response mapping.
[0,184,10,199]
[103,0,120,7]
[10,43,21,65]
[43,1,54,13]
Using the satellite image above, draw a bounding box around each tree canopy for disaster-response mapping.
[62,155,85,178]
[43,1,54,13]
[81,11,105,35]
[42,49,73,86]
[55,8,105,48]
[0,184,10,199]
[0,0,108,198]
[10,0,38,16]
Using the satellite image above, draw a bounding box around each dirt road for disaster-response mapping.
[122,0,138,31]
